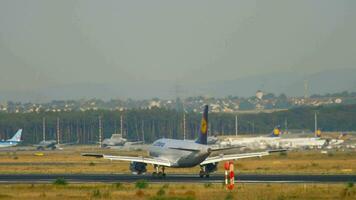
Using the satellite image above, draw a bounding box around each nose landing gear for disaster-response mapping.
[152,165,166,178]
[199,163,218,178]
[199,166,210,178]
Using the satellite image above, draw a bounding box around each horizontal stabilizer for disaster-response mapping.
[209,146,245,152]
[267,149,288,153]
[168,147,200,152]
[81,153,104,158]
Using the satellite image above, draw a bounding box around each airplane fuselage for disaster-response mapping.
[148,139,211,168]
[34,140,57,148]
[0,141,19,148]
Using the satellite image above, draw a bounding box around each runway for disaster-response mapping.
[0,174,355,184]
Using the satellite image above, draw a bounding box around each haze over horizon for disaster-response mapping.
[0,0,355,102]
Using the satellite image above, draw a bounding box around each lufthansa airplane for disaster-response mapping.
[0,129,22,148]
[83,105,281,177]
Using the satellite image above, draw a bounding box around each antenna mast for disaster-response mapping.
[235,115,238,136]
[304,80,309,99]
[56,117,60,145]
[120,115,123,136]
[98,115,102,148]
[183,112,186,140]
[314,112,318,137]
[42,117,46,141]
[141,120,145,143]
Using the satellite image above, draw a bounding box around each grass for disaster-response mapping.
[0,147,354,175]
[52,178,67,186]
[224,193,233,200]
[136,180,149,189]
[113,182,124,189]
[347,182,354,188]
[0,183,354,200]
[156,187,166,196]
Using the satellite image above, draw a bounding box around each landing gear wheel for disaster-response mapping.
[37,147,44,150]
[152,165,167,178]
[199,171,205,178]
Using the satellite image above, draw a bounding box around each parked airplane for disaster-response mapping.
[34,140,58,150]
[222,126,331,150]
[83,105,282,177]
[102,134,143,147]
[207,135,219,145]
[0,129,22,148]
[219,126,283,149]
[34,139,79,150]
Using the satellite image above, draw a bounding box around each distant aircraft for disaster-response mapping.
[102,134,143,148]
[34,140,57,150]
[83,105,282,177]
[219,126,283,149]
[34,139,78,150]
[222,126,331,150]
[0,129,22,148]
[207,135,219,145]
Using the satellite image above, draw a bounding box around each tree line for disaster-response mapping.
[0,104,355,144]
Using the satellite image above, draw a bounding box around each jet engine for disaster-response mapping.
[201,163,218,174]
[130,162,147,174]
[203,163,218,173]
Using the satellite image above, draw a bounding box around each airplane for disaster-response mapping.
[34,140,58,150]
[0,129,22,148]
[34,139,79,150]
[102,133,143,148]
[207,135,219,145]
[221,126,332,150]
[219,126,283,150]
[83,105,283,177]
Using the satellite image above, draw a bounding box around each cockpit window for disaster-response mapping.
[153,141,165,147]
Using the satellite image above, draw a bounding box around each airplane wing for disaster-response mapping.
[81,153,172,167]
[126,141,144,145]
[209,146,245,152]
[200,151,270,165]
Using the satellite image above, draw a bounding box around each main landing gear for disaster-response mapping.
[199,165,210,178]
[199,163,218,178]
[152,165,166,178]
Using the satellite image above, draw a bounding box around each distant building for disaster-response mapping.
[256,90,264,100]
[335,98,342,104]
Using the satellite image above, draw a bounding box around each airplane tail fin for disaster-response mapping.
[7,129,22,142]
[196,105,208,145]
[270,126,281,137]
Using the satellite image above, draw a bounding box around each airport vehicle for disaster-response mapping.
[83,105,281,177]
[0,129,22,148]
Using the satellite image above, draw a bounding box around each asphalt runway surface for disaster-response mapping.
[0,174,355,184]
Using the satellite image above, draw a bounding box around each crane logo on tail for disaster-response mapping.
[200,118,207,134]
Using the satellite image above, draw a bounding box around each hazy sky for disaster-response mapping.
[0,0,355,100]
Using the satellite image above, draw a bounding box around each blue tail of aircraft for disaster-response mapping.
[196,105,208,145]
[7,129,22,142]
